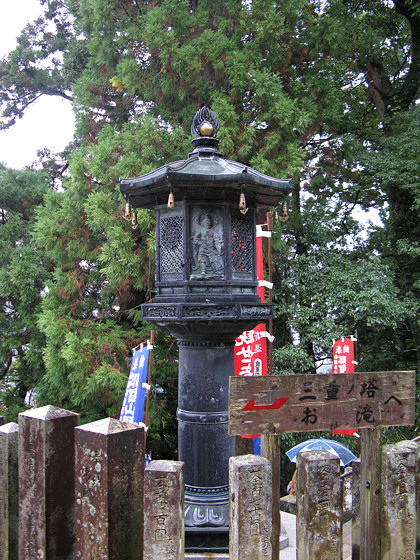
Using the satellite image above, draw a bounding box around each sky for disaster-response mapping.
[0,0,75,169]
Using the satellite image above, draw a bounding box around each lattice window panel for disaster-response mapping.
[231,215,253,273]
[160,214,184,275]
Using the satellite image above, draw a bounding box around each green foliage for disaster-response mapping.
[273,210,411,374]
[26,111,187,431]
[0,3,82,129]
[0,0,418,449]
[0,165,51,420]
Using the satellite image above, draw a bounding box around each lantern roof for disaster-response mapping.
[120,107,292,209]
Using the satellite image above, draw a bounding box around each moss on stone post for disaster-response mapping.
[144,460,185,560]
[75,418,144,560]
[229,454,272,560]
[381,440,417,560]
[296,450,342,560]
[18,405,79,559]
[0,422,19,560]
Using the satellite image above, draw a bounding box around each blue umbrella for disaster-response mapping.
[286,438,357,467]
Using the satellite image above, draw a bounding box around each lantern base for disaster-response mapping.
[184,485,230,528]
[184,484,229,552]
[185,526,229,553]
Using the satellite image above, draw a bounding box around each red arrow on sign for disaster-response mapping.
[242,397,289,411]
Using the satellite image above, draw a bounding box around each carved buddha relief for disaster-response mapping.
[190,207,225,280]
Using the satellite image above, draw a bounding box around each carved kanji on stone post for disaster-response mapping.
[75,418,144,560]
[381,440,417,560]
[296,451,342,560]
[229,454,272,560]
[144,460,185,560]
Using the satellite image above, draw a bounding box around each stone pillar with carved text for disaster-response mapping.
[0,422,19,560]
[18,405,79,560]
[381,440,417,560]
[75,418,144,560]
[351,458,361,560]
[144,460,185,560]
[415,439,420,557]
[229,454,272,560]
[296,450,342,560]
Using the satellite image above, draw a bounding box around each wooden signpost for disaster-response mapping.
[229,371,415,436]
[229,370,415,560]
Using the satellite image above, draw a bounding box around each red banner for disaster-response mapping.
[332,338,357,436]
[235,228,271,439]
[235,324,269,377]
[332,339,355,374]
[235,231,268,378]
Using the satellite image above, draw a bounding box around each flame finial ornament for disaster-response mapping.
[191,107,220,139]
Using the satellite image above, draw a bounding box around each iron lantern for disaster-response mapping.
[120,107,291,551]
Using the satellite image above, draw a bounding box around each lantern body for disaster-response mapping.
[120,108,291,551]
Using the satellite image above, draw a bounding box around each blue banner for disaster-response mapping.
[252,437,261,455]
[120,346,150,425]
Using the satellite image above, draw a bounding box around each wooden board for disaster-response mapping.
[228,371,415,436]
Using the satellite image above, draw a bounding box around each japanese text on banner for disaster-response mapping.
[235,324,269,377]
[120,346,149,425]
[332,337,356,436]
[333,339,355,374]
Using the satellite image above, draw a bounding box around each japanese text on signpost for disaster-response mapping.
[229,371,415,436]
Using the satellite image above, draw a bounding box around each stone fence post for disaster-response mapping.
[229,454,272,560]
[0,422,19,560]
[381,440,417,560]
[296,450,342,560]
[351,458,361,560]
[413,439,420,558]
[18,405,80,559]
[144,460,185,560]
[75,418,144,560]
